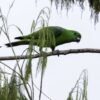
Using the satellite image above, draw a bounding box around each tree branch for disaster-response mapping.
[1,48,100,61]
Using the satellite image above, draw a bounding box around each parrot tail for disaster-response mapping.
[5,40,29,47]
[15,36,24,39]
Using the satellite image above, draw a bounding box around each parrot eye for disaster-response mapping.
[74,32,77,36]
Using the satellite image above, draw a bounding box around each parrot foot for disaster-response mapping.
[55,50,60,57]
[57,50,60,56]
[52,50,60,56]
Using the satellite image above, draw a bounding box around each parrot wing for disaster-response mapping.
[15,26,63,40]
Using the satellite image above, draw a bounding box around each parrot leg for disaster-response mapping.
[51,47,55,52]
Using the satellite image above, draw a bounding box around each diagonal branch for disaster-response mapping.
[0,48,100,61]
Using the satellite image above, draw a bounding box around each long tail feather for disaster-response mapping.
[15,36,24,39]
[5,40,29,47]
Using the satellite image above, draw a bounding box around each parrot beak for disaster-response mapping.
[76,36,81,42]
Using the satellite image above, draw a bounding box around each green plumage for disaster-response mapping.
[5,26,81,51]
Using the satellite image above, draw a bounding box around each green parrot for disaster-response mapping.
[5,26,81,51]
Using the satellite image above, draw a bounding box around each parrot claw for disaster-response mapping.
[56,50,60,57]
[52,49,60,56]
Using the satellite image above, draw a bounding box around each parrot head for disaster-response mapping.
[72,31,81,42]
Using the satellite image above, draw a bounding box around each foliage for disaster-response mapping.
[0,67,28,100]
[0,4,53,100]
[0,0,89,100]
[50,0,100,23]
[67,70,88,100]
